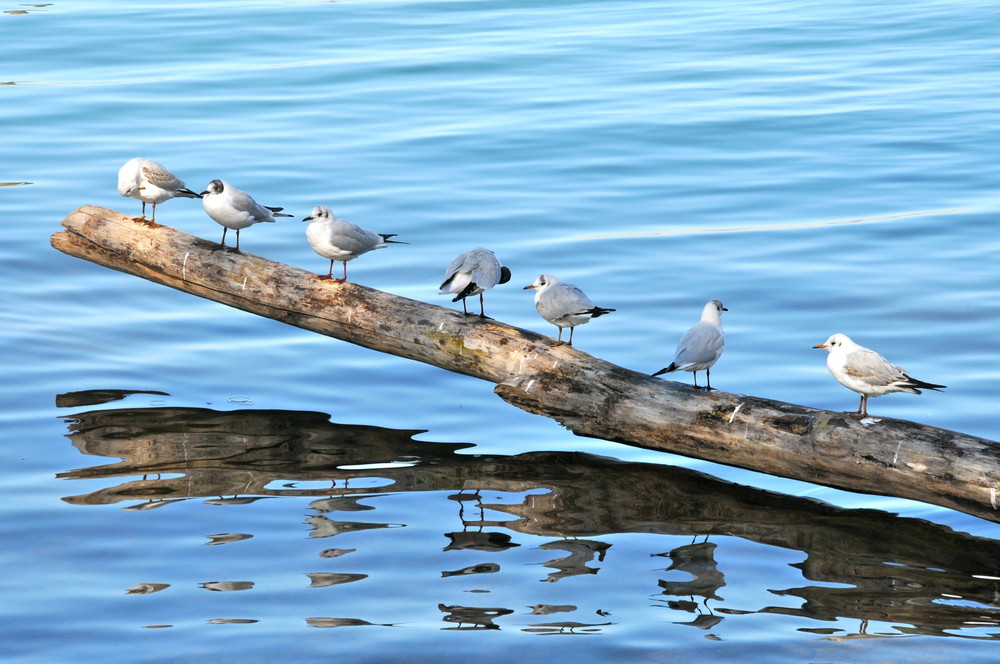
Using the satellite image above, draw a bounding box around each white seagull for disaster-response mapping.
[117,158,201,224]
[523,274,615,346]
[813,333,945,418]
[200,179,292,251]
[652,299,727,390]
[303,205,403,283]
[439,247,512,317]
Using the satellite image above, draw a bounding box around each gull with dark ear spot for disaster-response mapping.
[652,299,727,390]
[439,247,511,317]
[117,158,201,224]
[523,274,615,346]
[200,179,292,252]
[813,333,945,418]
[303,205,404,283]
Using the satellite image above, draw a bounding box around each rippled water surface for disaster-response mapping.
[3,1,1000,662]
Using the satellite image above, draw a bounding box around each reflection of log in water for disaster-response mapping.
[60,406,1000,636]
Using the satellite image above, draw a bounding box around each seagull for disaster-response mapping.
[117,158,201,224]
[200,179,292,252]
[652,299,727,390]
[813,333,945,417]
[439,247,511,317]
[523,274,615,346]
[303,205,403,283]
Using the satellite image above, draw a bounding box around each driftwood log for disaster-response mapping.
[51,205,1000,522]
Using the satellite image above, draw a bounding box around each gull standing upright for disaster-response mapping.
[652,299,727,390]
[200,179,292,252]
[813,333,945,417]
[439,247,512,317]
[303,205,403,283]
[117,158,201,224]
[523,274,615,346]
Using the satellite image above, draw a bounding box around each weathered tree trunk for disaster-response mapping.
[51,205,1000,522]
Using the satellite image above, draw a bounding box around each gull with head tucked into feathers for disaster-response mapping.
[439,247,511,317]
[117,158,201,224]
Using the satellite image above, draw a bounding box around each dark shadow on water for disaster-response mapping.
[58,405,1000,639]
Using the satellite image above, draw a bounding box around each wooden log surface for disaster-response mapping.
[51,205,1000,522]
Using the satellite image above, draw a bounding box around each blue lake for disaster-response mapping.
[3,1,1000,661]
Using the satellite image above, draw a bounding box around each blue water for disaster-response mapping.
[3,0,1000,661]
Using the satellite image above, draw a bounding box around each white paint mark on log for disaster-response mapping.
[728,402,743,424]
[906,462,928,472]
[526,379,535,392]
[182,252,189,281]
[242,276,247,291]
[991,487,997,510]
[892,441,902,465]
[860,416,882,427]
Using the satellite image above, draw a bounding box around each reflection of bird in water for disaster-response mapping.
[527,604,578,616]
[448,489,484,525]
[306,617,393,628]
[522,620,614,635]
[124,583,170,595]
[672,609,723,631]
[438,604,514,630]
[443,531,520,552]
[305,515,394,538]
[204,533,252,546]
[309,495,379,513]
[121,498,184,511]
[656,540,726,601]
[444,489,521,552]
[306,572,368,588]
[204,496,269,506]
[441,563,501,578]
[200,581,254,592]
[654,539,726,631]
[537,539,612,583]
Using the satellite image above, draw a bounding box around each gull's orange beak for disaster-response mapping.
[812,343,828,349]
[523,284,536,290]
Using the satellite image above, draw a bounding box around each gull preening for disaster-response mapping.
[117,158,201,224]
[813,333,945,418]
[200,179,292,252]
[652,299,727,390]
[303,205,403,283]
[439,247,511,317]
[523,274,615,346]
